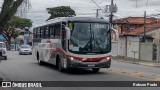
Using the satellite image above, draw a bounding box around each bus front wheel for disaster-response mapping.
[38,59,45,65]
[56,56,64,72]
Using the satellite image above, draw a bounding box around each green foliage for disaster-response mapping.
[12,31,20,39]
[0,0,24,27]
[0,0,30,50]
[47,6,76,20]
[9,16,32,29]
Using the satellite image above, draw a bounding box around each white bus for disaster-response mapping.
[32,17,118,72]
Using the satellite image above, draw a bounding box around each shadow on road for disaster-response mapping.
[32,62,107,75]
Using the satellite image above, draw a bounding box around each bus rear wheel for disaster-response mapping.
[38,60,45,65]
[92,68,100,72]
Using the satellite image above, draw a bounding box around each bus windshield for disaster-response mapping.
[69,22,111,54]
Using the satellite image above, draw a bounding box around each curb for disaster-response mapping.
[113,59,160,67]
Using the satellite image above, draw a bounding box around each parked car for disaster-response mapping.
[0,42,7,60]
[19,45,32,55]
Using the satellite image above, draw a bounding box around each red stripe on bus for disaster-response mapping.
[85,55,112,62]
[67,55,83,61]
[50,47,112,62]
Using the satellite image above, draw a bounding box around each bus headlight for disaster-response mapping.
[69,57,81,62]
[102,57,110,62]
[70,57,74,61]
[107,57,110,60]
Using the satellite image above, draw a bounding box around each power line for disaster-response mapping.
[91,0,109,17]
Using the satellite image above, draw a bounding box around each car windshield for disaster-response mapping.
[0,43,6,48]
[69,22,111,54]
[21,45,30,49]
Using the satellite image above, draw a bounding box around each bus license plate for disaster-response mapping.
[88,64,95,67]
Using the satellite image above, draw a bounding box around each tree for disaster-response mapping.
[1,16,32,50]
[0,0,30,50]
[0,27,16,50]
[0,0,30,27]
[46,6,76,20]
[8,16,32,29]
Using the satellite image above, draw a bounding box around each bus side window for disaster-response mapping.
[33,29,36,38]
[62,26,66,51]
[40,27,43,38]
[35,28,37,38]
[43,26,46,38]
[46,26,50,38]
[55,24,60,38]
[50,25,55,38]
[37,28,41,38]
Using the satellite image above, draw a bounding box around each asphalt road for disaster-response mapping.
[0,51,160,90]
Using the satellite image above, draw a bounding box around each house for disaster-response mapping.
[11,28,33,50]
[113,17,160,35]
[111,17,160,62]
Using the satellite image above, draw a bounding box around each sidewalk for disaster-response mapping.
[112,57,160,67]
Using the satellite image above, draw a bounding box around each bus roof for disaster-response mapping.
[34,17,109,28]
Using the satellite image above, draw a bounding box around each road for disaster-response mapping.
[0,51,160,90]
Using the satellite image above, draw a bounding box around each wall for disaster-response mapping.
[126,36,140,59]
[140,43,153,61]
[111,42,118,56]
[146,28,160,62]
[111,36,140,59]
[118,37,126,57]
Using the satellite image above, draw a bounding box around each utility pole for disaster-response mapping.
[110,0,114,27]
[96,9,101,18]
[146,0,149,6]
[136,0,138,8]
[106,0,117,27]
[144,11,146,43]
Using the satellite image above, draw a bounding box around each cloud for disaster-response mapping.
[23,0,160,27]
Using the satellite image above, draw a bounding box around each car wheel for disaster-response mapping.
[92,68,100,72]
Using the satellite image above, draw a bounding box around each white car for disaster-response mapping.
[0,42,7,60]
[19,45,32,55]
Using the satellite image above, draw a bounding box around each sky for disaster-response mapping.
[1,0,160,27]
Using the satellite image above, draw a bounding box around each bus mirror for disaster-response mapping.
[111,28,119,41]
[65,27,71,40]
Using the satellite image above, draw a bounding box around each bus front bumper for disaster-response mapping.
[67,59,111,69]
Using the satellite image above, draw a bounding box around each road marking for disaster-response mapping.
[153,78,160,81]
[107,67,160,81]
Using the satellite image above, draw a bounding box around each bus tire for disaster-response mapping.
[92,68,100,72]
[57,56,64,72]
[38,60,45,65]
[37,52,39,60]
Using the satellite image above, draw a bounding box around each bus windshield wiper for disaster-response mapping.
[92,31,105,54]
[80,36,92,52]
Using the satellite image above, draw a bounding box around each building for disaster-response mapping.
[113,17,160,35]
[111,17,160,62]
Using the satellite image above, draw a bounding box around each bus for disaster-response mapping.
[32,17,118,72]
